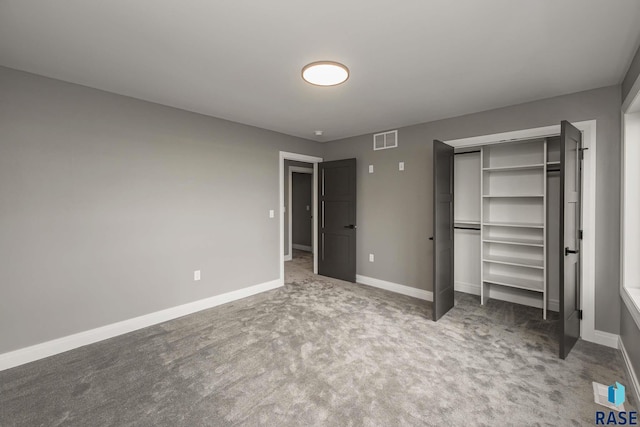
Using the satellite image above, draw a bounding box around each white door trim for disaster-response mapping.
[279,152,323,282]
[444,120,599,345]
[288,166,313,261]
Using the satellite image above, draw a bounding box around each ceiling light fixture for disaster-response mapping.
[302,61,349,86]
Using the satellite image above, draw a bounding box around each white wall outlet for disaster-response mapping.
[369,253,375,262]
[368,165,374,173]
[194,270,201,281]
[269,209,275,218]
[399,162,405,171]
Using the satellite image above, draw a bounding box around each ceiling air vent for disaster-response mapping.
[373,130,398,151]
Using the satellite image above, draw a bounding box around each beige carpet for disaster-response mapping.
[0,249,634,426]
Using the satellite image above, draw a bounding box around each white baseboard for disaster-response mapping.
[0,278,283,372]
[292,244,312,252]
[284,254,292,261]
[356,275,433,301]
[619,336,640,405]
[454,281,559,312]
[591,329,620,349]
[454,280,480,295]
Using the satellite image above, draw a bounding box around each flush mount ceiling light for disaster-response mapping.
[302,61,349,86]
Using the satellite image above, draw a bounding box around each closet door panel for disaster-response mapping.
[432,140,455,321]
[559,120,582,360]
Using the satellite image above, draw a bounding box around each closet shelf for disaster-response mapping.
[482,194,544,198]
[454,221,481,231]
[547,161,560,165]
[483,221,544,229]
[454,220,480,225]
[483,274,544,292]
[482,237,544,247]
[482,163,544,172]
[482,164,545,172]
[455,225,480,231]
[483,255,544,269]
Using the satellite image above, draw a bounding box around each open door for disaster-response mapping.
[559,120,582,359]
[318,159,356,282]
[432,140,455,321]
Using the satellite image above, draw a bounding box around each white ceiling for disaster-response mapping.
[1,1,640,142]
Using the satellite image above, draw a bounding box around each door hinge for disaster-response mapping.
[579,230,583,240]
[565,247,579,256]
[578,310,583,320]
[579,146,588,160]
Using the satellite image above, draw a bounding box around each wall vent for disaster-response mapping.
[373,130,398,150]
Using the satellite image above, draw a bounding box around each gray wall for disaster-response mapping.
[323,85,622,334]
[0,66,322,354]
[292,173,312,247]
[622,42,640,103]
[0,62,630,355]
[283,160,313,255]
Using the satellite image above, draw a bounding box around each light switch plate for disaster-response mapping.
[369,254,374,262]
[368,165,374,173]
[269,210,274,218]
[194,270,201,281]
[399,162,405,171]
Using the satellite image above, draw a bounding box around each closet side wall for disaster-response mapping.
[454,152,481,294]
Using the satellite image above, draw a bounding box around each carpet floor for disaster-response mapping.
[0,250,635,426]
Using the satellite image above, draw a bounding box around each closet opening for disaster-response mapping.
[453,138,561,319]
[441,120,600,357]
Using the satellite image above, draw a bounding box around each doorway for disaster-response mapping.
[288,165,313,272]
[279,152,323,284]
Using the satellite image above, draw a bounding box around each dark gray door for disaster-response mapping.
[318,159,356,282]
[432,140,455,321]
[559,121,582,359]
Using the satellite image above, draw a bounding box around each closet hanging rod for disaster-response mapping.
[454,226,481,230]
[454,150,481,155]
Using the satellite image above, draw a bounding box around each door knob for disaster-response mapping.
[564,247,579,256]
[344,224,357,229]
[428,237,434,241]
